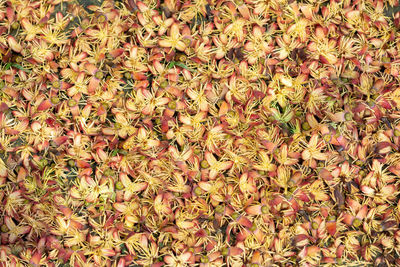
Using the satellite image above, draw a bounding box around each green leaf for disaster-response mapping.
[166,61,176,69]
[11,63,31,73]
[166,61,193,72]
[175,62,193,72]
[111,149,119,157]
[4,63,11,70]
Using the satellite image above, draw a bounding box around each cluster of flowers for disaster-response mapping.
[1,0,400,266]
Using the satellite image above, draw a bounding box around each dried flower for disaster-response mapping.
[1,0,400,266]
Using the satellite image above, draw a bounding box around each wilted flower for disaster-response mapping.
[1,0,400,266]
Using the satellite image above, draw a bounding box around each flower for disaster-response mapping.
[301,134,328,167]
[203,151,233,180]
[119,172,148,201]
[164,251,193,267]
[159,23,187,51]
[3,216,31,243]
[1,0,400,265]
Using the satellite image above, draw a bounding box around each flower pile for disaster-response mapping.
[1,0,400,266]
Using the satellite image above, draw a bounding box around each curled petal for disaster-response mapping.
[159,39,172,48]
[198,181,212,192]
[8,36,22,53]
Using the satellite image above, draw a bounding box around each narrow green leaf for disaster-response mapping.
[166,61,176,69]
[11,63,31,73]
[175,62,193,72]
[111,149,119,157]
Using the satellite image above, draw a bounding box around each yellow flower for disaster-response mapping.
[119,172,148,201]
[4,216,31,243]
[254,151,277,172]
[204,151,233,179]
[302,134,327,162]
[158,23,187,51]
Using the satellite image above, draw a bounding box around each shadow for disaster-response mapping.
[77,0,103,12]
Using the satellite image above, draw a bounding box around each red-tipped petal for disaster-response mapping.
[29,252,42,265]
[245,205,262,215]
[219,101,230,116]
[361,185,375,196]
[133,72,148,80]
[326,221,336,236]
[88,77,100,94]
[293,234,309,247]
[37,99,53,111]
[356,205,368,219]
[342,213,354,225]
[117,258,126,267]
[336,244,345,258]
[319,168,333,181]
[198,181,212,192]
[229,247,243,256]
[96,105,106,117]
[8,36,22,53]
[237,216,252,228]
[307,246,320,257]
[238,4,250,19]
[84,62,98,75]
[132,182,148,192]
[59,205,73,218]
[6,7,15,22]
[109,48,124,58]
[113,202,127,213]
[53,136,68,146]
[381,184,396,196]
[76,160,91,168]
